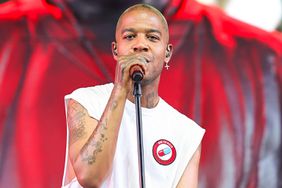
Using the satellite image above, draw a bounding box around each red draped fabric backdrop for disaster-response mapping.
[0,0,281,187]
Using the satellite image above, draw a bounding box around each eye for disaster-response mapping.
[147,35,160,42]
[123,34,135,40]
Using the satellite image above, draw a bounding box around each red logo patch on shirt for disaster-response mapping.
[152,139,176,165]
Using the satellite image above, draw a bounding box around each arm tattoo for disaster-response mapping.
[80,99,118,164]
[67,100,87,145]
[81,119,108,165]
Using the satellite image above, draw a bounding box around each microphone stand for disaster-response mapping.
[133,80,146,188]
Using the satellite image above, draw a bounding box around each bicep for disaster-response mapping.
[176,144,202,188]
[66,99,98,163]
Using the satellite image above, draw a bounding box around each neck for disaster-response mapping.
[127,82,160,109]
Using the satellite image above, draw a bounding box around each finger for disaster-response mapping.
[118,56,146,71]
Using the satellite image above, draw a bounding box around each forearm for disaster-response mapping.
[71,84,128,187]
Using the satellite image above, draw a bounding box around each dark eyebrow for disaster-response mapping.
[146,29,162,36]
[121,28,135,34]
[121,28,162,36]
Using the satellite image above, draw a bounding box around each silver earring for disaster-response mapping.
[165,62,170,70]
[114,50,118,56]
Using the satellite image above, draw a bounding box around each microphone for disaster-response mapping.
[130,65,144,82]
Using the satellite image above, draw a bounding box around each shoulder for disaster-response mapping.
[66,83,113,100]
[64,83,114,119]
[159,98,205,135]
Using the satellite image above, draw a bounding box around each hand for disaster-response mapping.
[114,54,147,92]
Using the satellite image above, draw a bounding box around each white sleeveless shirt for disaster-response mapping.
[62,83,205,188]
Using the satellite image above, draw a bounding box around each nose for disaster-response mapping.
[132,37,149,52]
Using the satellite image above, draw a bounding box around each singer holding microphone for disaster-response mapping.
[62,3,205,188]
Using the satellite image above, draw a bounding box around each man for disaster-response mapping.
[62,3,205,188]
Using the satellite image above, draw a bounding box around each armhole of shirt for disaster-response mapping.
[173,119,205,187]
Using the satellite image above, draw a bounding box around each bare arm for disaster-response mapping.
[176,145,202,188]
[67,54,147,188]
[67,85,128,187]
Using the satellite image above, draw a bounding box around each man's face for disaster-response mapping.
[114,8,172,84]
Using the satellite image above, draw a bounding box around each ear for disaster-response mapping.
[164,44,173,63]
[111,41,118,60]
